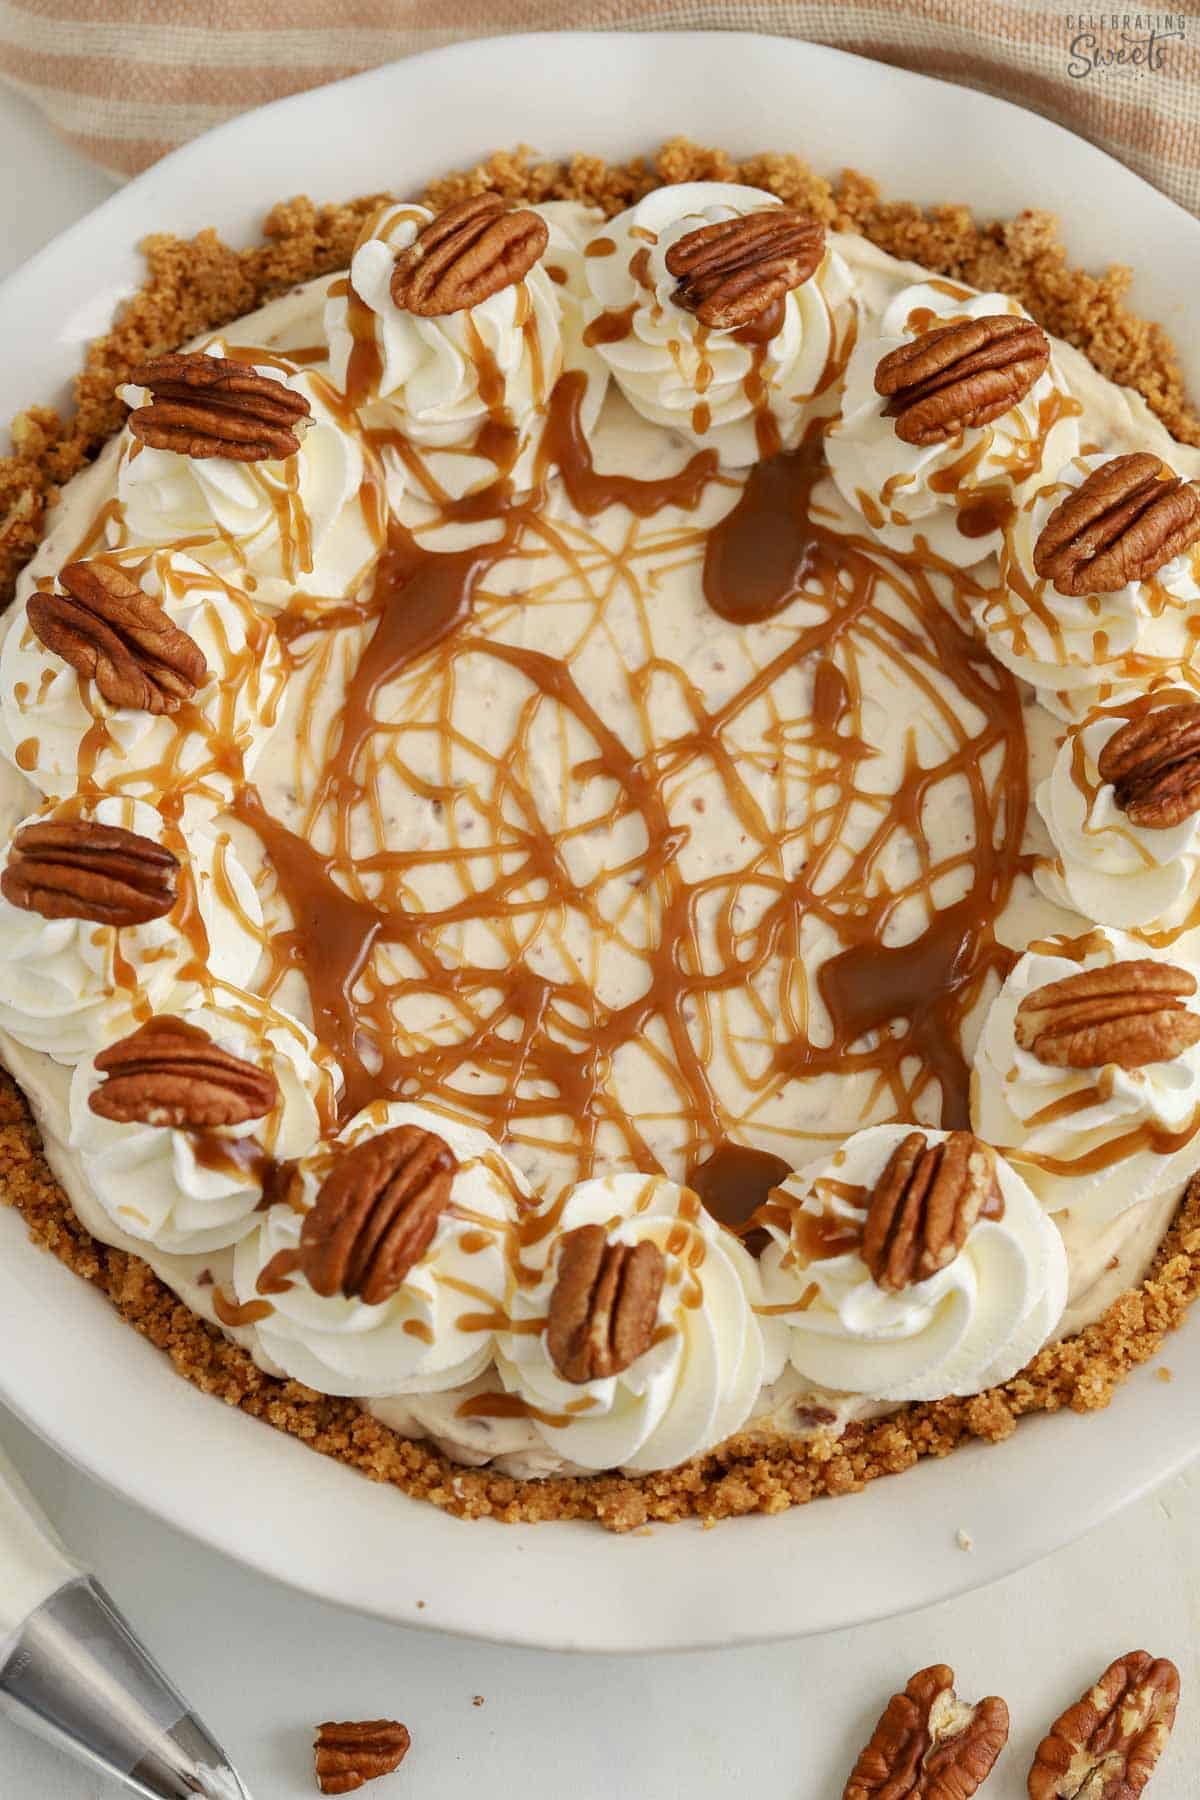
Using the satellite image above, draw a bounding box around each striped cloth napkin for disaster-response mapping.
[0,1,1197,213]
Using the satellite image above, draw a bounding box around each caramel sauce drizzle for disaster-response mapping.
[687,1140,791,1253]
[255,1247,301,1294]
[212,1288,273,1328]
[455,1389,597,1428]
[1022,1114,1200,1175]
[583,304,638,348]
[231,373,1027,1182]
[30,265,1032,1209]
[546,372,717,516]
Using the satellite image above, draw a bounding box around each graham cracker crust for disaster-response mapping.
[2,138,1198,1532]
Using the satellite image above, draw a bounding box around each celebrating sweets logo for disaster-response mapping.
[1064,13,1186,77]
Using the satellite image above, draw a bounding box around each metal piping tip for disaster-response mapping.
[0,1577,253,1799]
[193,1775,252,1800]
[133,1710,253,1799]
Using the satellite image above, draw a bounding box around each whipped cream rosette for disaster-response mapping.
[233,1101,525,1397]
[68,995,339,1257]
[1035,691,1200,930]
[496,1173,784,1472]
[115,345,369,606]
[0,792,262,1062]
[325,199,603,504]
[758,1125,1067,1401]
[978,453,1200,719]
[826,282,1080,566]
[0,546,285,801]
[580,181,855,466]
[973,928,1200,1223]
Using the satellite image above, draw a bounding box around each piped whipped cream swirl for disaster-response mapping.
[326,201,603,503]
[826,282,1080,566]
[759,1126,1067,1401]
[0,793,262,1063]
[497,1173,784,1472]
[580,182,855,466]
[978,453,1200,718]
[234,1101,526,1397]
[1035,693,1200,930]
[973,928,1200,1222]
[115,345,368,605]
[0,548,285,801]
[69,995,339,1256]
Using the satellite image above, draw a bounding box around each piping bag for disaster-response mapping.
[0,1437,252,1797]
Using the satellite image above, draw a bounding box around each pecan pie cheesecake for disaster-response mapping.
[3,142,1200,1525]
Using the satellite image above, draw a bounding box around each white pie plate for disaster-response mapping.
[2,30,1200,1654]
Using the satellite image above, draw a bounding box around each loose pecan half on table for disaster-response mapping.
[843,1663,1009,1799]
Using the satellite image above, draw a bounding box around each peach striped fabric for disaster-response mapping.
[0,1,1197,212]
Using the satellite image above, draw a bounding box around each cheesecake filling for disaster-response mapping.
[3,187,1200,1480]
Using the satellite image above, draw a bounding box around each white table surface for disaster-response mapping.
[1,82,1199,1800]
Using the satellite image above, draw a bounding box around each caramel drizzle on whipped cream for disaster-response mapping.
[13,291,1032,1199]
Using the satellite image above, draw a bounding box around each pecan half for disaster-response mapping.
[861,1131,997,1293]
[664,208,826,330]
[27,560,207,714]
[88,1018,278,1129]
[546,1223,665,1383]
[844,1663,1010,1800]
[314,1720,411,1796]
[1014,961,1200,1070]
[1033,453,1200,597]
[2,817,178,926]
[299,1124,457,1305]
[1096,702,1200,829]
[126,351,310,462]
[874,314,1049,446]
[1027,1651,1179,1800]
[390,194,549,317]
